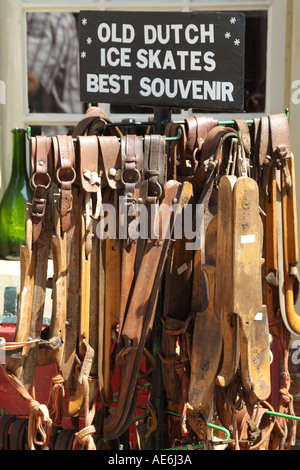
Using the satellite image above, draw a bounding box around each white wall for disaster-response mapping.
[0,0,26,200]
[289,0,300,315]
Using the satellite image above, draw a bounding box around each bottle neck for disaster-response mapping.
[11,128,27,179]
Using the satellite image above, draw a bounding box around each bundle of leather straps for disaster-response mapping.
[0,107,299,450]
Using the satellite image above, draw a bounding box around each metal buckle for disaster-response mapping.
[120,167,141,186]
[30,172,51,191]
[56,166,76,185]
[31,197,47,218]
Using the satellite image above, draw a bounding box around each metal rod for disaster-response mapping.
[163,443,204,450]
[208,423,231,440]
[265,410,300,422]
[130,412,151,424]
[166,410,231,441]
[26,108,290,142]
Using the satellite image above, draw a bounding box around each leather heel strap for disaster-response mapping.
[54,135,76,233]
[185,116,218,165]
[98,136,121,190]
[72,106,122,138]
[120,135,143,192]
[78,136,100,193]
[120,135,144,244]
[144,134,166,200]
[30,136,52,244]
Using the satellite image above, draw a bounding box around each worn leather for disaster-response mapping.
[3,108,300,451]
[103,180,182,441]
[30,136,53,244]
[72,106,122,138]
[144,135,166,200]
[53,135,76,233]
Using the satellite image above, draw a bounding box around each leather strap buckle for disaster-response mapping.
[30,172,52,191]
[121,167,141,187]
[31,197,47,218]
[56,166,76,185]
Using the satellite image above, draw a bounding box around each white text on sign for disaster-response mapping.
[86,74,234,102]
[97,23,215,45]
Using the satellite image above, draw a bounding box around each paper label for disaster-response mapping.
[241,234,255,244]
[254,312,263,321]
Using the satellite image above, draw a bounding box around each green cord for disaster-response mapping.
[207,423,231,441]
[164,443,204,450]
[130,412,151,424]
[166,410,230,441]
[163,423,231,450]
[128,409,231,443]
[26,109,290,143]
[265,410,300,422]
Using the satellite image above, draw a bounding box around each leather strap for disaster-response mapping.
[72,106,122,138]
[21,207,51,390]
[144,135,166,200]
[234,119,251,157]
[192,126,238,204]
[98,136,121,190]
[103,180,182,441]
[30,136,52,244]
[258,116,270,168]
[78,136,100,193]
[78,136,102,255]
[120,135,143,244]
[185,116,218,163]
[164,122,177,180]
[269,114,291,156]
[54,135,76,233]
[185,117,198,160]
[160,182,194,435]
[120,135,143,193]
[235,402,275,450]
[164,122,187,180]
[270,114,300,335]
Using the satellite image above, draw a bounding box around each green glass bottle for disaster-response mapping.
[0,128,33,259]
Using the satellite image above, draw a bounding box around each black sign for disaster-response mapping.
[79,11,245,111]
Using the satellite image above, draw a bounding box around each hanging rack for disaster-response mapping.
[25,108,290,142]
[25,123,181,142]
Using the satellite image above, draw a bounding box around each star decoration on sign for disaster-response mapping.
[234,39,241,46]
[225,32,231,39]
[230,17,237,24]
[86,37,92,45]
[81,51,87,59]
[82,18,87,26]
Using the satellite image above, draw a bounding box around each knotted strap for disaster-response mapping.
[234,401,276,450]
[72,374,97,450]
[1,365,52,450]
